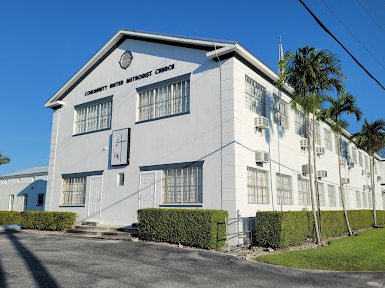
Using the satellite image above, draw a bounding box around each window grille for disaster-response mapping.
[298,178,310,205]
[273,94,288,128]
[328,185,336,207]
[62,177,86,205]
[368,192,373,208]
[352,147,357,164]
[138,80,190,121]
[75,100,112,134]
[365,155,369,170]
[276,173,292,205]
[335,135,339,154]
[294,111,307,138]
[317,182,325,206]
[37,193,44,206]
[362,191,367,208]
[341,139,348,160]
[247,167,269,204]
[314,122,321,146]
[356,190,361,208]
[162,167,202,204]
[245,76,266,116]
[324,129,332,151]
[358,151,363,167]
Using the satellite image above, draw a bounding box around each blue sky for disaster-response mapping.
[1,0,384,175]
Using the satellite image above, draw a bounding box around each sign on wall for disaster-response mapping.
[111,128,131,166]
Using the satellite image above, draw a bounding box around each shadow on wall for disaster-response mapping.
[0,230,59,288]
[16,180,47,212]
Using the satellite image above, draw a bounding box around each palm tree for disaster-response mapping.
[322,93,362,236]
[276,47,344,244]
[352,119,385,227]
[0,152,10,165]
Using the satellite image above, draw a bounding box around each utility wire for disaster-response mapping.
[356,0,385,33]
[379,0,385,9]
[319,0,385,70]
[365,0,385,28]
[298,0,385,90]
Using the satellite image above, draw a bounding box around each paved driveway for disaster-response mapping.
[0,230,383,288]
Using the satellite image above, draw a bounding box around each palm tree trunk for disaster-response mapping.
[337,132,352,236]
[307,113,321,244]
[370,153,377,227]
[312,110,322,239]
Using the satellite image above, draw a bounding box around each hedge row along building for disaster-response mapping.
[42,30,385,225]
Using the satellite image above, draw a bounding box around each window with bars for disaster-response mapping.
[37,193,44,206]
[352,147,357,164]
[276,173,292,205]
[247,167,269,204]
[162,167,202,204]
[273,94,288,128]
[335,135,339,154]
[75,100,112,134]
[138,80,190,122]
[317,182,325,206]
[362,191,368,208]
[324,129,332,151]
[368,192,373,208]
[358,151,363,167]
[356,190,361,208]
[365,155,369,170]
[245,76,266,116]
[298,178,310,206]
[62,177,86,205]
[341,139,349,160]
[328,184,336,207]
[314,122,321,146]
[294,111,307,138]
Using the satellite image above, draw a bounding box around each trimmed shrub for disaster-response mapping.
[137,208,228,249]
[255,210,385,248]
[0,211,77,231]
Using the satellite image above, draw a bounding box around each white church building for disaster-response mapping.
[44,30,384,226]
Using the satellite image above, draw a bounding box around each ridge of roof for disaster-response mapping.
[0,165,48,179]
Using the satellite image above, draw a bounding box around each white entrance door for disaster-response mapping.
[139,173,155,209]
[88,177,103,219]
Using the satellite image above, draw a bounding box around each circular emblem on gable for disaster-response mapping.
[119,51,133,70]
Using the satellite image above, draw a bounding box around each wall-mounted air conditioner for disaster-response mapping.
[361,170,366,175]
[254,116,269,130]
[255,150,269,163]
[377,176,382,182]
[363,184,370,190]
[316,147,325,156]
[341,178,350,184]
[300,139,308,149]
[340,158,347,165]
[348,162,354,169]
[317,170,327,178]
[302,164,312,175]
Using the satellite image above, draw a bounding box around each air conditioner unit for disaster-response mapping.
[341,178,350,184]
[377,176,382,182]
[254,116,269,130]
[302,164,312,175]
[361,170,366,176]
[300,139,308,149]
[317,170,327,178]
[363,184,370,190]
[367,171,372,177]
[255,150,269,163]
[340,158,347,165]
[348,162,354,169]
[316,147,325,156]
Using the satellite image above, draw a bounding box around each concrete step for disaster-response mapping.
[74,225,118,232]
[82,221,101,226]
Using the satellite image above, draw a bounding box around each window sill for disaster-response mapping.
[36,205,43,207]
[59,205,85,207]
[73,127,111,137]
[135,111,190,124]
[159,204,202,208]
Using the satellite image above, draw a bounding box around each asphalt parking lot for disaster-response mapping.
[0,230,383,288]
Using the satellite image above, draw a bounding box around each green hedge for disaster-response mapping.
[137,208,228,249]
[255,210,385,248]
[0,211,77,231]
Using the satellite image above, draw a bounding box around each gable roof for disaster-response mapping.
[0,166,48,179]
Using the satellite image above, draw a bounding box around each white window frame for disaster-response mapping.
[294,110,307,138]
[328,184,336,207]
[75,100,112,135]
[247,167,269,204]
[298,178,310,206]
[314,122,321,146]
[355,190,361,208]
[318,182,325,206]
[61,177,86,205]
[8,194,14,211]
[362,191,368,208]
[273,94,288,128]
[162,167,202,204]
[276,173,292,205]
[324,129,332,151]
[245,76,266,116]
[358,151,363,167]
[365,155,369,170]
[352,147,357,164]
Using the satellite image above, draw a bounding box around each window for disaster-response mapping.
[339,188,344,207]
[138,79,190,121]
[247,167,269,204]
[324,129,332,151]
[276,173,292,205]
[8,195,14,211]
[298,178,310,205]
[374,161,378,174]
[162,167,202,204]
[352,147,357,164]
[273,94,288,128]
[245,76,266,116]
[365,155,369,170]
[328,184,336,207]
[22,194,28,211]
[317,182,325,206]
[358,151,363,167]
[314,122,321,146]
[75,100,112,134]
[295,111,307,138]
[31,177,35,182]
[62,177,86,205]
[117,173,125,186]
[368,192,373,208]
[341,139,348,160]
[355,190,361,208]
[334,135,340,154]
[362,191,368,208]
[37,193,44,206]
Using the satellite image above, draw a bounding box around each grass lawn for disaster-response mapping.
[256,228,385,271]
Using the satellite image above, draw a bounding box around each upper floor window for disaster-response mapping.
[365,155,369,170]
[247,167,269,204]
[75,100,112,135]
[294,110,307,138]
[324,129,332,151]
[245,76,266,116]
[335,134,339,154]
[138,79,190,122]
[273,94,288,128]
[352,146,357,164]
[358,151,363,167]
[314,122,321,146]
[341,139,349,160]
